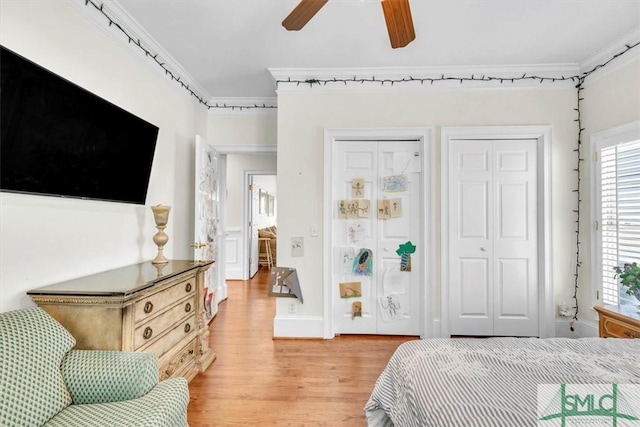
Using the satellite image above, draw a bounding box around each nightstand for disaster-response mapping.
[594,305,640,338]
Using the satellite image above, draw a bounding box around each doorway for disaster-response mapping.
[248,173,277,278]
[216,148,276,282]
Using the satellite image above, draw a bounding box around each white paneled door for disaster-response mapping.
[194,135,220,321]
[448,139,539,336]
[332,140,422,336]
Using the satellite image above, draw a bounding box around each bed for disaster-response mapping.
[364,338,640,427]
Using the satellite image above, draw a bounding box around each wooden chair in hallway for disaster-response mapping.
[258,237,273,269]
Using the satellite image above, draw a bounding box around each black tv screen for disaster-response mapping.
[0,46,159,205]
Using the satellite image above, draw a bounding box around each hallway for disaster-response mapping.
[187,267,415,426]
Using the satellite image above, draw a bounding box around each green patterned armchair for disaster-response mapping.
[0,307,190,426]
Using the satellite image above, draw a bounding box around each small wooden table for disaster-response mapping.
[593,305,640,338]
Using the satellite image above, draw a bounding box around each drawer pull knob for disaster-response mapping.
[185,302,192,313]
[185,282,192,293]
[144,301,154,314]
[143,327,153,340]
[184,323,191,333]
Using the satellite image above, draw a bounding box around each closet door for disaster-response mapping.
[449,139,538,337]
[332,140,422,335]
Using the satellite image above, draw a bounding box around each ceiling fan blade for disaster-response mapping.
[282,0,329,31]
[381,0,416,49]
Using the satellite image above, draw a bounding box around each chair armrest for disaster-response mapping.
[61,350,159,404]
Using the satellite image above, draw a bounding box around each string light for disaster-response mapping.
[82,0,640,328]
[83,0,277,111]
[570,77,586,331]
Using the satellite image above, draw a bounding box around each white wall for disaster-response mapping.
[275,87,580,337]
[580,59,640,322]
[0,2,208,311]
[208,113,277,147]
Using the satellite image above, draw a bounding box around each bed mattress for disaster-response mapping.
[364,337,640,427]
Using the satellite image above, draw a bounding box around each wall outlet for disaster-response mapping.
[288,301,297,314]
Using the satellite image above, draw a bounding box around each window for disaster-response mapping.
[592,120,640,308]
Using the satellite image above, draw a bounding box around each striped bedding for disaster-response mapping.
[364,338,640,427]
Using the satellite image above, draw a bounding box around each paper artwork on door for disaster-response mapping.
[400,253,412,271]
[379,294,402,322]
[393,152,421,174]
[337,200,348,219]
[347,221,369,244]
[352,301,362,319]
[337,246,356,274]
[396,241,416,272]
[351,178,365,198]
[339,281,362,298]
[383,267,405,295]
[352,248,373,276]
[377,200,390,219]
[358,199,370,218]
[346,200,360,219]
[389,198,402,218]
[382,174,408,192]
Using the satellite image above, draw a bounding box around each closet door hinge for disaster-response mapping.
[594,220,599,231]
[249,184,254,191]
[594,151,598,162]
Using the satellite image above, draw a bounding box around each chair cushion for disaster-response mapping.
[62,350,159,404]
[44,377,190,427]
[0,307,76,426]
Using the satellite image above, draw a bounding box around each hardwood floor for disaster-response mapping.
[187,267,417,426]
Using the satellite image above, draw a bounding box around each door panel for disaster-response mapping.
[194,135,219,321]
[493,140,538,336]
[449,139,538,337]
[376,141,421,335]
[249,176,259,277]
[332,140,422,336]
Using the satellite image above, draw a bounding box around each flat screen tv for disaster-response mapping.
[1,46,159,205]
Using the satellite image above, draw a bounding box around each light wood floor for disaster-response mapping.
[187,267,417,426]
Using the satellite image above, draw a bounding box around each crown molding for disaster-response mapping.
[269,63,581,92]
[208,97,278,115]
[579,28,640,85]
[213,144,277,154]
[68,0,211,103]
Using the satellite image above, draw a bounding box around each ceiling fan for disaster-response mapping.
[282,0,416,49]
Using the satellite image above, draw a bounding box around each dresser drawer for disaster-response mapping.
[141,315,196,358]
[601,316,640,338]
[159,339,197,381]
[134,278,196,323]
[134,297,196,350]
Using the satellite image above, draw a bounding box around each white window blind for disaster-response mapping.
[600,139,640,306]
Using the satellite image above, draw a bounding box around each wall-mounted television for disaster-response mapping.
[1,46,159,205]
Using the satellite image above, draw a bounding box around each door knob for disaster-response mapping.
[480,247,486,252]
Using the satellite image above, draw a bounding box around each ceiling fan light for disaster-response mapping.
[381,0,416,49]
[282,0,329,31]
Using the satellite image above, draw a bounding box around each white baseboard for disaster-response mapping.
[225,266,243,280]
[554,318,598,338]
[273,315,324,338]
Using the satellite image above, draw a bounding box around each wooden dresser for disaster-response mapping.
[594,305,640,338]
[28,260,215,382]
